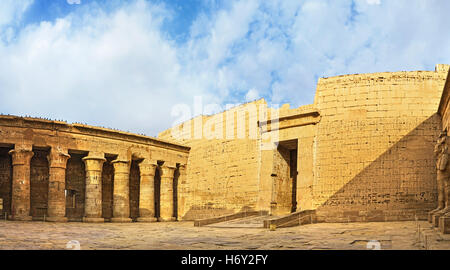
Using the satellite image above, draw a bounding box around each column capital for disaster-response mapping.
[178,164,187,173]
[139,159,158,177]
[82,152,106,162]
[47,148,70,169]
[112,159,130,173]
[111,159,130,164]
[9,149,34,166]
[82,153,106,171]
[161,163,176,179]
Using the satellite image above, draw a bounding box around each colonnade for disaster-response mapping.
[7,146,185,222]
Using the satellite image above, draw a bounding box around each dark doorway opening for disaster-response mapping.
[101,156,115,221]
[129,160,141,221]
[173,165,180,220]
[30,148,50,220]
[290,149,298,213]
[154,161,163,219]
[66,152,87,221]
[0,146,13,218]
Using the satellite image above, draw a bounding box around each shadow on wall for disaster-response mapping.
[315,114,440,222]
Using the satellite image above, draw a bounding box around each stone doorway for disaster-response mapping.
[271,139,298,216]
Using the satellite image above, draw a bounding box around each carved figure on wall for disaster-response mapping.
[430,129,450,220]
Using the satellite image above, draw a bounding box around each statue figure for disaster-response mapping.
[429,129,450,225]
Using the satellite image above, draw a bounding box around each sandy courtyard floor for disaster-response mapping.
[0,219,449,250]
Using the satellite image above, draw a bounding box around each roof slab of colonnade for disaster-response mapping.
[0,114,190,165]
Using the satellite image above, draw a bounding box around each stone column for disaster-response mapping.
[137,160,157,222]
[46,148,70,222]
[9,148,34,221]
[111,159,132,222]
[159,163,176,222]
[82,153,105,223]
[176,164,187,220]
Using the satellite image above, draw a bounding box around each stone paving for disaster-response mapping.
[0,219,450,250]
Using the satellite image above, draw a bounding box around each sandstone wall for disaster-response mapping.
[313,67,449,222]
[158,100,266,220]
[438,68,450,132]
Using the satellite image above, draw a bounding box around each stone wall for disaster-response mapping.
[158,100,265,220]
[438,67,450,132]
[313,68,449,222]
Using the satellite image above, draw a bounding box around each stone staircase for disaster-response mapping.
[264,210,316,229]
[205,214,275,228]
[194,210,269,227]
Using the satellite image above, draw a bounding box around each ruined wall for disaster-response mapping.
[313,67,449,222]
[158,100,265,220]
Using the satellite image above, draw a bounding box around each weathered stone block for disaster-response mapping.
[439,216,450,234]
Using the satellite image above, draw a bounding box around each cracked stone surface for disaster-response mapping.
[0,220,449,250]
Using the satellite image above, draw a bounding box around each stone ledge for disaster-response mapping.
[194,210,269,227]
[0,114,190,153]
[263,210,316,229]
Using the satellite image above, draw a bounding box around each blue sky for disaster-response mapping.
[0,0,450,136]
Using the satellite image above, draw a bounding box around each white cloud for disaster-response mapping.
[0,0,33,27]
[0,0,193,136]
[366,0,381,5]
[0,0,450,136]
